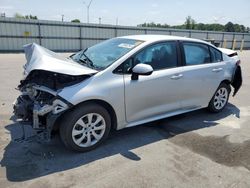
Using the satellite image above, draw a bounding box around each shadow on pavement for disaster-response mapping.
[0,103,240,182]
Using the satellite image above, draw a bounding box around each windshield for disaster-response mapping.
[71,38,144,70]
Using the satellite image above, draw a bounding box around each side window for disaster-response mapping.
[123,58,133,73]
[183,42,211,65]
[210,47,223,63]
[134,42,178,70]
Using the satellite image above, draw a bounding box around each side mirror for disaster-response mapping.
[131,64,153,80]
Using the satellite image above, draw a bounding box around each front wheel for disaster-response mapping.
[207,83,231,113]
[60,103,111,152]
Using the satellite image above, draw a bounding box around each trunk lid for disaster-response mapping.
[218,48,237,56]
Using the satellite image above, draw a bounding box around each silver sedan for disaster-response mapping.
[14,35,242,152]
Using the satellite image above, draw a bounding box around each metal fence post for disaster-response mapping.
[79,26,82,50]
[221,33,225,48]
[38,22,42,45]
[240,34,245,52]
[114,27,117,37]
[232,33,235,50]
[223,39,227,48]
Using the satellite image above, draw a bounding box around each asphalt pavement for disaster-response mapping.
[0,51,250,188]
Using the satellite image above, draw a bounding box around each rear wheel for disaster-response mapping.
[207,83,231,113]
[60,103,111,152]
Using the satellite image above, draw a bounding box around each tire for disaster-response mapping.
[207,83,231,113]
[60,103,111,152]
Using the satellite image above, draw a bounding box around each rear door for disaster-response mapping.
[179,42,226,109]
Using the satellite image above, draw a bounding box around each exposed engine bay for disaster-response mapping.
[13,43,98,141]
[14,70,91,141]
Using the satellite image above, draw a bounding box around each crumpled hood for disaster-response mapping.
[23,43,97,77]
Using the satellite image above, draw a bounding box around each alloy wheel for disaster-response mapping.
[72,113,106,147]
[213,87,228,110]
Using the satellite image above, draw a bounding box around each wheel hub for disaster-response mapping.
[214,87,228,110]
[72,113,106,147]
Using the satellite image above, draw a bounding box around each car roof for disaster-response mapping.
[119,34,210,45]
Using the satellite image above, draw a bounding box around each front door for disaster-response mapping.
[124,41,183,123]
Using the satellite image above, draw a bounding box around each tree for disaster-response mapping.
[185,16,192,29]
[25,15,37,19]
[185,16,195,30]
[191,19,196,29]
[195,23,206,30]
[225,22,235,32]
[14,13,24,19]
[138,18,249,33]
[30,15,38,19]
[233,24,241,32]
[71,19,80,23]
[240,25,246,33]
[246,27,250,33]
[14,13,38,19]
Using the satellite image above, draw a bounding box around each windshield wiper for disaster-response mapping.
[78,58,89,66]
[81,49,93,66]
[79,49,103,70]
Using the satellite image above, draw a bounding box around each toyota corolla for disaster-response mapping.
[14,35,242,152]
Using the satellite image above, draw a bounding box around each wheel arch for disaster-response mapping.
[221,79,231,86]
[54,99,118,131]
[220,79,232,93]
[207,81,231,113]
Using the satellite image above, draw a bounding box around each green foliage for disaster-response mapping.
[14,13,24,18]
[26,15,37,20]
[138,22,170,28]
[71,19,81,23]
[14,13,38,20]
[138,17,249,33]
[185,16,196,29]
[225,22,234,32]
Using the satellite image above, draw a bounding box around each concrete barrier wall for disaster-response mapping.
[0,17,249,52]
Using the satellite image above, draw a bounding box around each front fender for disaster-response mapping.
[57,73,127,129]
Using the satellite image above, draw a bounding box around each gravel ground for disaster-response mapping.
[0,51,250,188]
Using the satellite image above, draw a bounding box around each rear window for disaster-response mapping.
[183,42,210,65]
[210,47,223,62]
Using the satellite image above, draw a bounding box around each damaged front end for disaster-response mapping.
[13,43,96,141]
[14,71,91,141]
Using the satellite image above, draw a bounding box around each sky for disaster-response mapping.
[0,0,249,27]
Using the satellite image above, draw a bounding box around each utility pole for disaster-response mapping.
[116,17,118,26]
[61,14,64,22]
[83,0,93,23]
[99,17,101,24]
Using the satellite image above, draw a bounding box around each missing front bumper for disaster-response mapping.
[14,96,70,141]
[32,99,69,129]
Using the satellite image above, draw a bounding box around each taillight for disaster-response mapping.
[236,60,241,65]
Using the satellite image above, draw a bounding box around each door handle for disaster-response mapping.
[171,74,183,80]
[212,68,223,72]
